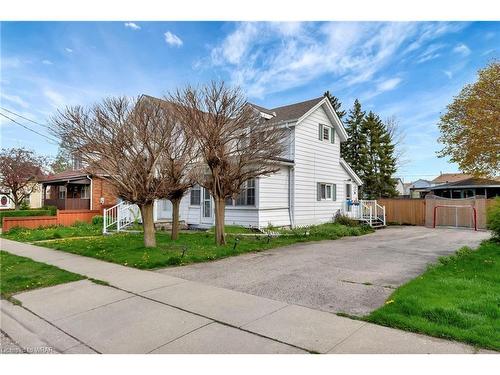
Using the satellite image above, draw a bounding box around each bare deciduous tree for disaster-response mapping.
[147,97,199,240]
[385,116,408,171]
[169,81,287,245]
[0,148,46,209]
[51,96,186,247]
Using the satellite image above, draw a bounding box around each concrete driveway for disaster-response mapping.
[158,226,490,316]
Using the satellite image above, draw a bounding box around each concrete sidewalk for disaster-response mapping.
[0,238,489,354]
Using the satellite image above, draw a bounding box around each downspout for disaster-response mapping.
[288,166,295,228]
[87,176,92,210]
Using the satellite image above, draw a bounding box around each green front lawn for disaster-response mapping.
[0,250,85,300]
[2,223,102,242]
[367,241,500,351]
[4,222,372,270]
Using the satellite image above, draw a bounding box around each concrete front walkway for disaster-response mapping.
[0,238,488,354]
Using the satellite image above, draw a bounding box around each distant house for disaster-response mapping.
[408,179,434,198]
[394,178,406,196]
[429,177,500,199]
[432,172,472,185]
[0,183,43,210]
[39,169,118,211]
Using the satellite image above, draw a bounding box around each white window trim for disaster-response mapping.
[319,183,333,200]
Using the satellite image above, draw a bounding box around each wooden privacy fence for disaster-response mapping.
[2,209,101,232]
[378,196,495,230]
[378,198,426,225]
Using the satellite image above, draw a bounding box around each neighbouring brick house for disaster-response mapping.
[39,169,118,212]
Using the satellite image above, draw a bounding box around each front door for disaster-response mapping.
[157,199,172,220]
[201,188,213,224]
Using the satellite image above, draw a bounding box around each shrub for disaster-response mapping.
[486,197,500,240]
[0,209,53,224]
[42,205,57,216]
[92,215,104,225]
[335,214,359,227]
[20,201,30,210]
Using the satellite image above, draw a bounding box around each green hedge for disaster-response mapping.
[0,209,54,224]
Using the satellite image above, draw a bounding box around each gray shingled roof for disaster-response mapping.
[250,96,324,124]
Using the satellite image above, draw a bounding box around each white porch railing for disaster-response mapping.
[103,201,141,234]
[342,199,386,227]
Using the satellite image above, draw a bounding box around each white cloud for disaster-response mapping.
[43,89,66,108]
[0,93,29,108]
[65,48,73,53]
[42,59,53,65]
[453,43,471,56]
[361,77,403,100]
[416,43,445,63]
[377,77,402,92]
[124,22,141,30]
[210,22,429,98]
[164,31,183,47]
[443,70,453,79]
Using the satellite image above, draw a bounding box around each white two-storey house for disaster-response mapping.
[149,95,363,229]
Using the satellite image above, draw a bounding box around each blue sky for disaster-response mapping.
[1,21,498,181]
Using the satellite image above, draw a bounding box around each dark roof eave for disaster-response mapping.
[430,184,500,190]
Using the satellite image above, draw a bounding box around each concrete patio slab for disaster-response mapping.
[144,281,288,327]
[152,322,306,354]
[328,323,475,354]
[55,296,211,353]
[242,304,366,353]
[14,280,133,321]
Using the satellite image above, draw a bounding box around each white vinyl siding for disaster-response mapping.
[294,104,351,225]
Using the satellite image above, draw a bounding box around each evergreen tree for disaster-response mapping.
[341,99,365,177]
[357,111,398,198]
[323,91,346,120]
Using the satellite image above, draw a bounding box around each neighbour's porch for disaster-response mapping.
[42,182,91,210]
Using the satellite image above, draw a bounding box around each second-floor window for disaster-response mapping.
[318,124,335,143]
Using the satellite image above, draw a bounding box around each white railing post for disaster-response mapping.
[383,206,386,226]
[103,207,107,235]
[369,206,373,226]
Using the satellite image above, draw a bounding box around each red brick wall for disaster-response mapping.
[92,177,118,213]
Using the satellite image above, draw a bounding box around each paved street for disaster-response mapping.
[158,226,490,315]
[0,234,491,354]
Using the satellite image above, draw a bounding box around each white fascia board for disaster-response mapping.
[340,158,363,185]
[296,97,348,142]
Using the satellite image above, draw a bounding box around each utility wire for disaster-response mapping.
[0,112,59,144]
[0,106,50,128]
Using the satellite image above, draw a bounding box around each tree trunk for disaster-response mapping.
[171,198,180,240]
[139,202,156,247]
[213,197,226,245]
